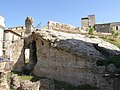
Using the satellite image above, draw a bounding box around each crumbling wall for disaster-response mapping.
[9,39,25,71]
[48,21,80,33]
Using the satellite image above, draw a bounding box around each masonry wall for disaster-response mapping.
[95,24,111,33]
[0,15,5,56]
[88,15,95,27]
[48,21,80,33]
[7,39,25,71]
[8,26,26,37]
[0,28,4,56]
[81,18,89,30]
[3,32,21,49]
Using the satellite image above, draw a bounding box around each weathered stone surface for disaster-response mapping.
[107,64,117,73]
[11,24,120,90]
[34,29,120,57]
[29,30,120,90]
[5,39,25,71]
[18,80,39,90]
[10,74,20,89]
[25,16,34,37]
[0,72,9,90]
[39,79,55,90]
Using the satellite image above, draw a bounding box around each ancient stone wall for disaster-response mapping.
[95,23,111,33]
[8,39,25,71]
[48,21,80,33]
[81,18,89,30]
[81,15,95,30]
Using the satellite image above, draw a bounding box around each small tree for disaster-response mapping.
[88,26,95,36]
[110,28,119,39]
[110,28,116,36]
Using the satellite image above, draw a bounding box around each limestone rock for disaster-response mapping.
[35,30,120,60]
[10,74,20,89]
[18,80,40,90]
[0,72,9,90]
[30,30,120,90]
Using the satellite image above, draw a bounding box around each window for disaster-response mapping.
[116,26,118,30]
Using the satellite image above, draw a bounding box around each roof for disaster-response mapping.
[95,23,111,26]
[95,22,120,26]
[8,26,26,30]
[110,22,120,26]
[4,30,22,37]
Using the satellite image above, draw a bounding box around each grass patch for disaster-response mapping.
[8,71,100,90]
[7,70,40,82]
[100,36,120,48]
[18,75,40,82]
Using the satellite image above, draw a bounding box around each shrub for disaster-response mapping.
[88,26,95,36]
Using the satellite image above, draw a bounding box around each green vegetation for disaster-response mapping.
[7,70,100,90]
[88,26,95,37]
[97,55,120,75]
[110,28,119,39]
[7,70,40,82]
[18,75,40,82]
[100,35,120,48]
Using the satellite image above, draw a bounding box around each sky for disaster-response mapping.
[1,0,120,29]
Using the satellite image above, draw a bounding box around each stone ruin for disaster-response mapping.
[48,21,80,33]
[8,17,120,90]
[25,17,34,37]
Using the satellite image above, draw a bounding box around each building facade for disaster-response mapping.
[3,30,21,58]
[0,15,5,56]
[8,26,26,37]
[81,15,95,30]
[95,22,120,33]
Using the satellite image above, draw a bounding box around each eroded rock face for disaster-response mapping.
[9,74,55,90]
[30,30,120,90]
[25,16,34,37]
[10,74,20,89]
[107,64,117,73]
[18,80,40,90]
[12,27,120,90]
[39,79,55,90]
[0,72,9,90]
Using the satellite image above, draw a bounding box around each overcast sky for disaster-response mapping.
[1,0,120,28]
